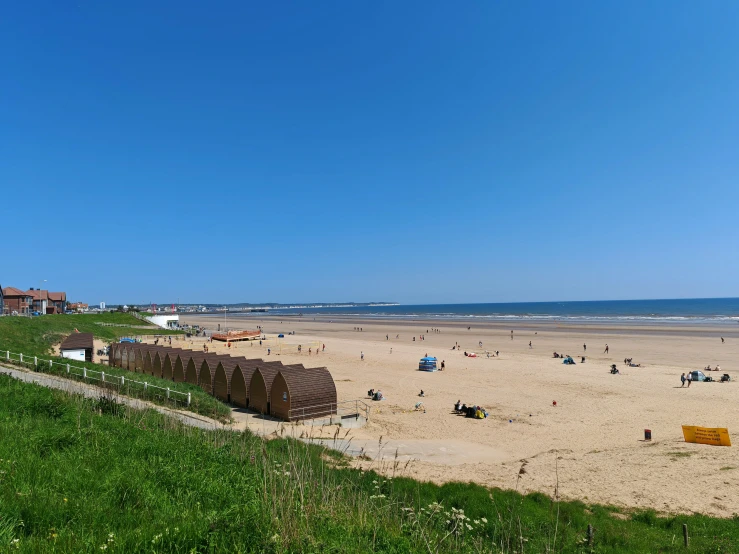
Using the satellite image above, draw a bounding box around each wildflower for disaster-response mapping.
[481,517,488,524]
[100,545,107,551]
[473,519,480,525]
[108,533,115,539]
[465,523,472,531]
[64,498,68,502]
[370,494,386,499]
[283,471,290,476]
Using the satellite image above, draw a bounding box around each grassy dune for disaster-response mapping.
[1,374,737,553]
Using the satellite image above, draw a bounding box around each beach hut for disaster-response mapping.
[173,352,190,383]
[162,351,183,381]
[198,355,229,394]
[60,332,94,362]
[212,357,249,403]
[248,362,291,415]
[270,366,337,421]
[228,358,263,408]
[418,357,438,372]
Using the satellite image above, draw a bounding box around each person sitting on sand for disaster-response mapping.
[455,400,462,412]
[716,365,721,372]
[581,356,586,363]
[705,365,712,371]
[368,388,375,398]
[553,352,559,358]
[419,390,425,397]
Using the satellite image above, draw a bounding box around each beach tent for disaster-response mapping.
[418,356,438,372]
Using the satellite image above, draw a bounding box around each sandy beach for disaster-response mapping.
[178,314,739,517]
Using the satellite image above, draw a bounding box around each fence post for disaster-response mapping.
[34,356,37,367]
[121,375,125,386]
[187,392,191,406]
[66,363,70,374]
[49,359,53,369]
[144,382,148,392]
[19,353,23,363]
[5,351,8,361]
[167,388,170,399]
[101,372,105,383]
[83,368,87,379]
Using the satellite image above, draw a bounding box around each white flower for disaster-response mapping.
[100,546,107,551]
[481,517,488,524]
[465,523,472,531]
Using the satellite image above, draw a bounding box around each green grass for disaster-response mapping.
[0,313,230,423]
[1,375,738,553]
[0,313,179,356]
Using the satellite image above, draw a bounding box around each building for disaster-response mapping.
[59,332,94,362]
[0,285,3,315]
[2,287,33,315]
[68,302,88,313]
[48,291,67,313]
[25,289,67,314]
[100,302,106,310]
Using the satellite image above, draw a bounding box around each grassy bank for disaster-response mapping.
[0,313,179,356]
[1,375,737,553]
[0,314,230,423]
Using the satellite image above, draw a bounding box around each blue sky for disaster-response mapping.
[2,2,738,305]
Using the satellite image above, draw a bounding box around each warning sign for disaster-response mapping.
[682,426,732,447]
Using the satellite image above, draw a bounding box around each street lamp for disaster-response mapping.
[40,279,47,314]
[224,305,227,332]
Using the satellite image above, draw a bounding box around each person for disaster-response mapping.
[716,365,721,372]
[396,334,399,339]
[604,344,609,354]
[581,356,586,363]
[583,344,586,351]
[722,337,725,343]
[267,348,271,355]
[705,365,712,371]
[496,351,499,356]
[455,400,462,412]
[686,371,692,387]
[390,347,392,354]
[386,334,388,340]
[441,360,445,370]
[308,347,312,354]
[529,341,532,349]
[419,390,425,397]
[361,351,364,360]
[511,330,513,340]
[479,341,482,348]
[413,337,416,341]
[680,373,686,387]
[368,388,375,398]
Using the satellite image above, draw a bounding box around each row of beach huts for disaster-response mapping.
[108,342,337,421]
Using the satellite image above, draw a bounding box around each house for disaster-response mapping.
[2,287,33,315]
[48,292,67,313]
[59,332,94,362]
[0,285,3,315]
[68,302,88,312]
[25,289,67,314]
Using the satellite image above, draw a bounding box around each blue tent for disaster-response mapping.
[419,356,438,371]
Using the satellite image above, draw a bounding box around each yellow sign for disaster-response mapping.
[682,426,732,447]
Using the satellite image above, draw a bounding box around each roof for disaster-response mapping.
[3,287,31,297]
[60,332,94,351]
[276,365,337,410]
[48,292,66,302]
[26,290,49,301]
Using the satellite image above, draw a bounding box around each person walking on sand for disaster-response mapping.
[604,344,609,354]
[529,341,532,349]
[361,351,364,360]
[680,373,686,387]
[322,344,325,352]
[686,371,692,387]
[390,347,392,354]
[721,337,725,343]
[511,330,513,340]
[441,360,445,370]
[583,344,586,351]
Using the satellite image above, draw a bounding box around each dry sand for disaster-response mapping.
[179,314,739,517]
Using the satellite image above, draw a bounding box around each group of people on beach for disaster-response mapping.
[454,400,488,419]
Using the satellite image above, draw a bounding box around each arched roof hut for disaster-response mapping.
[212,357,250,404]
[248,361,295,415]
[270,366,337,421]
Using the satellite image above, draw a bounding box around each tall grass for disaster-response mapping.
[1,374,737,553]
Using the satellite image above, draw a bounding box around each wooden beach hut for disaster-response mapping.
[162,350,184,381]
[226,358,264,408]
[270,366,337,421]
[247,362,290,415]
[213,357,249,404]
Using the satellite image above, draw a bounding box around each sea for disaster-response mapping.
[216,298,739,327]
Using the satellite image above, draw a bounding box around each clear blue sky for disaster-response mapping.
[2,2,738,305]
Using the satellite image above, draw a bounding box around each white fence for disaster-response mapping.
[1,348,190,406]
